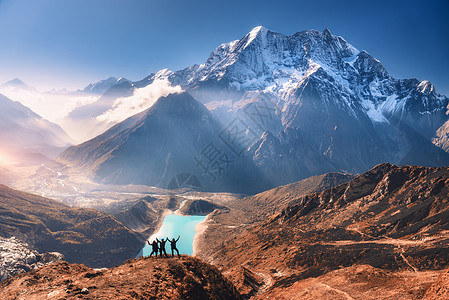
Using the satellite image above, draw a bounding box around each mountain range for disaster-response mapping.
[77,77,130,95]
[60,27,449,193]
[1,25,448,299]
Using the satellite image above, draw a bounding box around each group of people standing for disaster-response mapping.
[147,235,181,258]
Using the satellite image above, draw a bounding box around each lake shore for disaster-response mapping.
[192,213,211,256]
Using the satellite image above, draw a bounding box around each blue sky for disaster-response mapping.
[0,0,448,95]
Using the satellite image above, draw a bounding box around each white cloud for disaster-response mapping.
[96,78,183,123]
[0,87,99,122]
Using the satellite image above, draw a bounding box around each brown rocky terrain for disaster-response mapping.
[0,256,242,300]
[196,164,449,298]
[178,199,226,216]
[424,269,449,299]
[0,184,144,268]
[113,196,179,237]
[257,265,446,300]
[195,172,353,268]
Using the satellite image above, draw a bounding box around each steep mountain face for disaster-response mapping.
[0,257,242,300]
[62,92,217,185]
[201,164,449,298]
[248,128,340,187]
[0,93,72,159]
[0,184,143,268]
[61,92,269,193]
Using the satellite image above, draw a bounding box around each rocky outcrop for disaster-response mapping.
[0,237,63,282]
[114,196,161,233]
[0,256,242,300]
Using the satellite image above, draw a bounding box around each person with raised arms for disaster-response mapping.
[170,235,181,258]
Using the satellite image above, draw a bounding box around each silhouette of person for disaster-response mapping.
[170,235,181,258]
[156,238,169,258]
[147,240,159,257]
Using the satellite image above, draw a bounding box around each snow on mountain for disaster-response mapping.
[79,77,130,95]
[174,27,359,94]
[164,27,447,127]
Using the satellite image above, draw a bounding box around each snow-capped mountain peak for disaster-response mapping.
[417,80,434,95]
[154,68,174,80]
[243,25,268,49]
[153,26,448,132]
[177,26,365,96]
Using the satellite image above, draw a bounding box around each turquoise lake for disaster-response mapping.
[137,214,206,257]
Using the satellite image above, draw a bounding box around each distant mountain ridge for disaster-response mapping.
[0,93,73,159]
[77,77,130,95]
[0,78,36,91]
